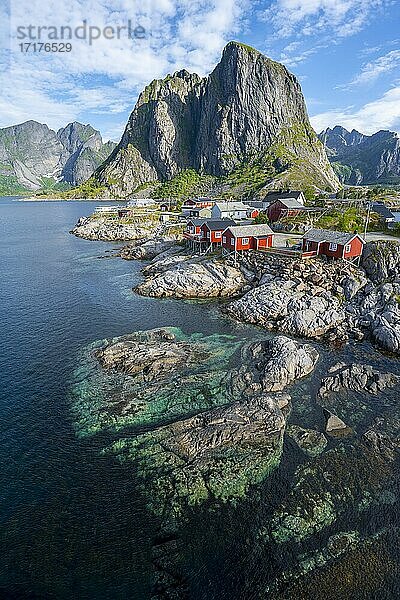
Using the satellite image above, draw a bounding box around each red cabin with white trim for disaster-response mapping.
[302,229,365,259]
[200,219,236,244]
[222,224,274,252]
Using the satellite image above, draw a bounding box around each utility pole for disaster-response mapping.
[363,201,372,241]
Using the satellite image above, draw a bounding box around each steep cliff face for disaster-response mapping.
[319,126,400,185]
[0,121,116,193]
[96,42,338,197]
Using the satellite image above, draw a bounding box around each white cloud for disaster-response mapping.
[343,49,400,87]
[262,0,387,38]
[0,0,251,132]
[310,86,400,134]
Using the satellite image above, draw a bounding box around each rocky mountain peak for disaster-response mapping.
[95,41,338,197]
[319,125,400,184]
[0,120,116,192]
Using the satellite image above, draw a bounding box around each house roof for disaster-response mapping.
[303,228,364,245]
[225,224,274,238]
[245,201,264,209]
[270,198,305,210]
[187,218,208,226]
[202,219,236,230]
[263,190,304,204]
[214,202,250,212]
[372,203,395,220]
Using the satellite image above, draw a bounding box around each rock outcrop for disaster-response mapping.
[319,363,400,397]
[108,393,288,519]
[96,327,212,381]
[119,237,179,260]
[361,241,400,283]
[71,215,159,241]
[136,255,247,298]
[227,278,345,339]
[0,120,116,193]
[95,41,338,196]
[247,336,319,392]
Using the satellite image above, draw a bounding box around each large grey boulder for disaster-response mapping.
[136,257,246,298]
[227,279,345,339]
[256,336,319,392]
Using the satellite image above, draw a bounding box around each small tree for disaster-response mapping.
[254,212,269,224]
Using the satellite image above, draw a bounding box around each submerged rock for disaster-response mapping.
[269,528,399,600]
[70,327,242,436]
[317,362,400,433]
[106,393,289,520]
[287,425,327,457]
[267,443,395,544]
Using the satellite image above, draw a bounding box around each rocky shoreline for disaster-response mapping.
[70,217,400,598]
[115,231,400,354]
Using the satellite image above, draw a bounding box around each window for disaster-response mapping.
[329,242,337,251]
[222,236,226,243]
[345,244,351,253]
[231,238,234,246]
[215,231,222,238]
[242,237,249,245]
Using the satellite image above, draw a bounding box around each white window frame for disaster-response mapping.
[329,242,337,251]
[222,236,226,243]
[242,237,249,245]
[344,244,351,253]
[231,238,235,246]
[215,231,222,238]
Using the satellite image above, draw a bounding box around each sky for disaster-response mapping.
[0,0,399,142]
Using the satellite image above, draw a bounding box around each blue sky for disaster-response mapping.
[1,0,399,141]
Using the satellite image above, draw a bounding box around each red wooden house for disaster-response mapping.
[222,224,274,252]
[267,198,305,223]
[185,218,208,236]
[200,219,236,245]
[247,208,260,219]
[302,229,365,260]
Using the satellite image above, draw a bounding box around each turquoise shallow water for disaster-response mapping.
[0,197,399,599]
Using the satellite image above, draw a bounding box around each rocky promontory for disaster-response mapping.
[135,254,247,299]
[71,215,160,241]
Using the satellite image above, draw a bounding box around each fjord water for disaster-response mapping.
[1,198,399,599]
[1,197,287,599]
[0,197,237,598]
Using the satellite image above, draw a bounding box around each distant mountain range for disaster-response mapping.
[0,121,116,194]
[318,126,400,186]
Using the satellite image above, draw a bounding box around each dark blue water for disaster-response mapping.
[0,198,249,599]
